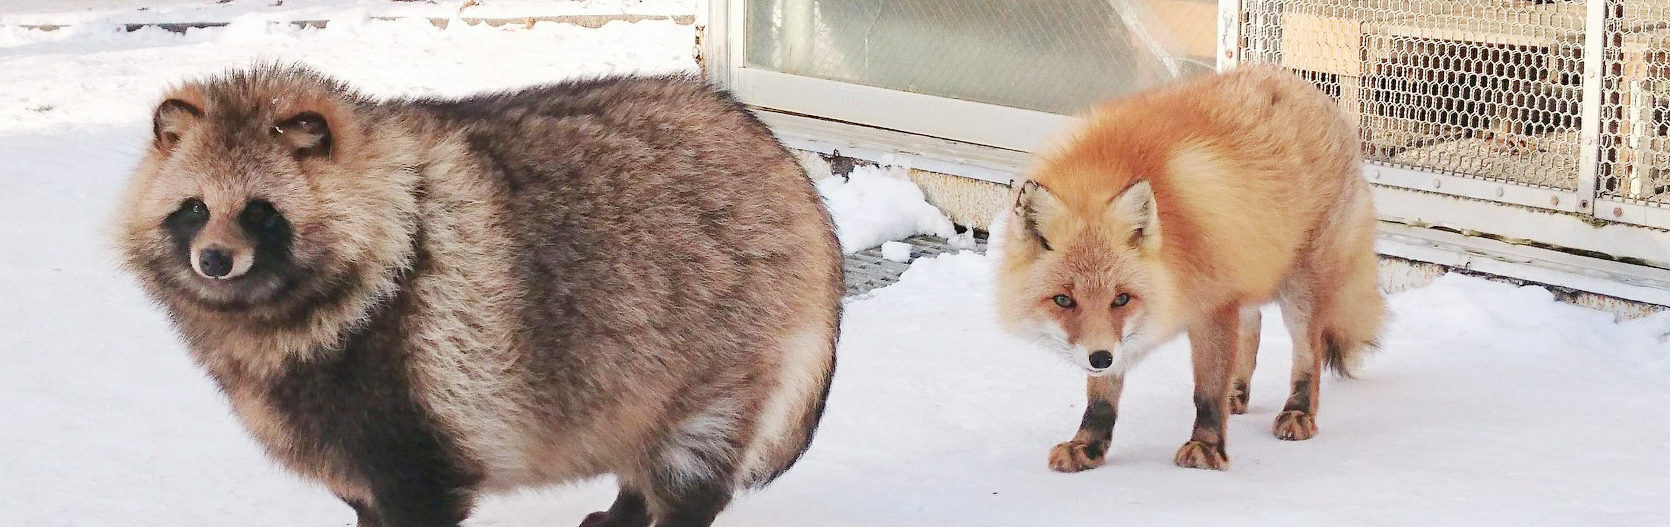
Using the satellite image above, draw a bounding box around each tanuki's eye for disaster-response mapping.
[239,199,291,241]
[1112,293,1131,308]
[242,199,281,229]
[1052,294,1076,309]
[181,198,208,218]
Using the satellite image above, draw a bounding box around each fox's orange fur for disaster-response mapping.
[995,65,1386,471]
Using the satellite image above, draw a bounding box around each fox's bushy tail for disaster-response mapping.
[1321,249,1387,378]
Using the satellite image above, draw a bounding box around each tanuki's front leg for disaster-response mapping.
[1048,374,1125,472]
[1175,305,1240,470]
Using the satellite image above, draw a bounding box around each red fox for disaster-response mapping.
[994,65,1386,471]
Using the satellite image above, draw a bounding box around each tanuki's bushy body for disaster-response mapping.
[113,64,842,527]
[994,65,1386,472]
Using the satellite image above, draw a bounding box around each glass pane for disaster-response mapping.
[745,0,1218,116]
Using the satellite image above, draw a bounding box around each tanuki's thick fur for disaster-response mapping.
[112,64,843,527]
[994,65,1386,472]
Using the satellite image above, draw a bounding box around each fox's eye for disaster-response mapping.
[1112,293,1131,308]
[1052,294,1075,309]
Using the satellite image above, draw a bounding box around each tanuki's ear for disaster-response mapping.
[152,99,203,153]
[1109,180,1160,250]
[1014,179,1064,252]
[272,111,332,159]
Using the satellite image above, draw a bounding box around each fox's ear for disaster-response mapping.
[1109,180,1160,250]
[1014,179,1063,251]
[152,99,203,153]
[272,111,332,159]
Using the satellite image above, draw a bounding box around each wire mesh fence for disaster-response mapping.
[1600,0,1670,204]
[1243,0,1590,192]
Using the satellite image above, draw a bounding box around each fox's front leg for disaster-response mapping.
[1229,306,1262,415]
[1049,374,1124,472]
[1175,305,1239,470]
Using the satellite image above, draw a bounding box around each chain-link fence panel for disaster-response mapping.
[1243,0,1588,192]
[1600,0,1670,205]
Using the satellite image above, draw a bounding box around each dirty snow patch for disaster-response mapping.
[816,165,957,254]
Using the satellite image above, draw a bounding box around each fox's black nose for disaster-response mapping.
[198,248,233,278]
[1088,350,1114,370]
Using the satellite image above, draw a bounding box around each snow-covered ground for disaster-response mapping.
[0,0,693,26]
[3,3,1669,526]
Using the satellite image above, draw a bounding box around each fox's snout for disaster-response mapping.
[1069,344,1123,377]
[1087,350,1114,370]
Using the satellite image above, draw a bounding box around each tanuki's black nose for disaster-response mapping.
[198,248,233,278]
[1088,350,1114,370]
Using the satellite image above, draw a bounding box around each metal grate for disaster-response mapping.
[745,0,1218,116]
[843,234,987,297]
[1599,0,1670,204]
[1241,0,1589,192]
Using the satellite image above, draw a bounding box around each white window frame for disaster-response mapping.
[697,0,1670,304]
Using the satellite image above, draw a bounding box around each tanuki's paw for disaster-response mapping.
[1229,385,1251,415]
[1173,440,1229,470]
[580,510,651,527]
[1048,439,1108,473]
[1272,410,1318,441]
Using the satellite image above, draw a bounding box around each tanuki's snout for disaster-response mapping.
[189,243,252,280]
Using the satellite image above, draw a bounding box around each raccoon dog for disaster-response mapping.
[994,65,1386,471]
[113,64,843,527]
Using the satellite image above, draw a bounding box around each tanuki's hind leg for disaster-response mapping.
[631,401,750,527]
[643,474,734,527]
[1229,306,1262,415]
[580,486,651,527]
[581,472,734,527]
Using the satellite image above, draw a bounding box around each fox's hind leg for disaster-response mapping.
[1273,185,1386,441]
[1048,374,1125,472]
[1174,305,1242,470]
[1229,306,1262,415]
[1274,285,1324,441]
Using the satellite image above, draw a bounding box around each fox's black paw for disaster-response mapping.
[1273,410,1318,440]
[1048,439,1108,473]
[1173,440,1229,470]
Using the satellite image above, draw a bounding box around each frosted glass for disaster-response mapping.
[745,0,1218,116]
